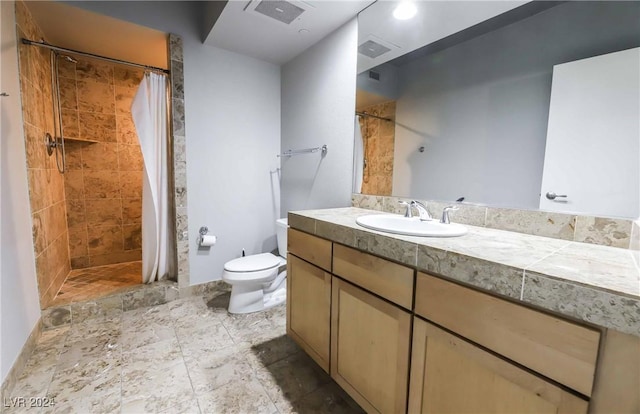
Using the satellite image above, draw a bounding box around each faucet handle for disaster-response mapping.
[411,200,432,221]
[398,200,412,218]
[440,205,459,224]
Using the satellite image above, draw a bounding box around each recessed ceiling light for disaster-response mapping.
[393,2,417,20]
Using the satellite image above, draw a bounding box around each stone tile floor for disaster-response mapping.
[50,262,142,307]
[4,291,364,414]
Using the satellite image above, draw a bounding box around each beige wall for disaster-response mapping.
[15,0,70,308]
[58,56,144,269]
[359,101,396,196]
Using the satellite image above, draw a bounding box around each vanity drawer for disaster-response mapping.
[288,229,332,271]
[333,244,414,310]
[415,272,600,396]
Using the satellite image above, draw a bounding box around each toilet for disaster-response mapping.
[222,218,288,314]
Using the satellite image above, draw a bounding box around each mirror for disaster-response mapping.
[355,1,640,218]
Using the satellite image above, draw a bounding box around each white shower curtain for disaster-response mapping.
[353,115,364,193]
[131,72,170,284]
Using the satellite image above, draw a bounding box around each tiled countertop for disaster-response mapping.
[289,207,640,337]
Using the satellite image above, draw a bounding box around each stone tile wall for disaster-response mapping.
[169,34,190,288]
[357,101,396,196]
[16,0,70,308]
[352,193,638,249]
[58,56,144,268]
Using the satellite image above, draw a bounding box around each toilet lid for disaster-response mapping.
[224,253,281,272]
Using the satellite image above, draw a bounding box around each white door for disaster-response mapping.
[539,48,640,218]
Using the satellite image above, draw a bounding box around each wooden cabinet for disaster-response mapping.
[330,277,412,414]
[408,317,589,414]
[286,254,331,372]
[286,229,621,413]
[287,228,332,271]
[333,244,414,310]
[415,273,600,396]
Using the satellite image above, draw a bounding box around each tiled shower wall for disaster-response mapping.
[15,1,71,308]
[58,57,144,269]
[357,101,396,196]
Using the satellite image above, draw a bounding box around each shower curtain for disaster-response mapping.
[131,72,170,283]
[353,115,364,193]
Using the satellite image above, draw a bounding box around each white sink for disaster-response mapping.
[356,214,468,237]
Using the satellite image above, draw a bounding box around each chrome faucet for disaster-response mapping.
[398,200,432,221]
[440,205,459,224]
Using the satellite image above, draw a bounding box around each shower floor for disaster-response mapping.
[50,261,141,307]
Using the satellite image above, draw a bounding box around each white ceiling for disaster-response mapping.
[23,1,532,77]
[24,1,169,69]
[357,1,528,73]
[206,0,375,65]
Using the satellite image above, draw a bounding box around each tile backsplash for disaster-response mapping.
[352,194,638,249]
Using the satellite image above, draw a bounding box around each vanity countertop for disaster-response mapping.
[289,207,640,337]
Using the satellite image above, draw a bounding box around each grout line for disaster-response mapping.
[519,241,572,300]
[571,215,579,242]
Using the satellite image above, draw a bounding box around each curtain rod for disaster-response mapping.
[21,38,170,75]
[356,111,393,122]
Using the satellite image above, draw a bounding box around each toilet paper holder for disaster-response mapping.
[197,226,213,247]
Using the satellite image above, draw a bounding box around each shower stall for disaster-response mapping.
[355,101,397,196]
[16,1,175,309]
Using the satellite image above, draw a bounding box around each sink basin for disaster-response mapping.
[356,214,468,237]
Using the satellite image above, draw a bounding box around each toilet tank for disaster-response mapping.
[276,218,288,258]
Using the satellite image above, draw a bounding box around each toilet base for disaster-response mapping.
[263,285,286,310]
[227,271,287,314]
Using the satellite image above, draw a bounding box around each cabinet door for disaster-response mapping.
[331,277,411,414]
[409,317,589,414]
[287,254,331,372]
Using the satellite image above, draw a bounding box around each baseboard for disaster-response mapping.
[0,317,42,406]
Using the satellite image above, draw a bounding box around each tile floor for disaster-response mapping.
[4,291,364,414]
[50,262,142,307]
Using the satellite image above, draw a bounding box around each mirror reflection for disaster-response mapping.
[355,1,640,218]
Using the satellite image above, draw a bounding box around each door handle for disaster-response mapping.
[546,192,568,200]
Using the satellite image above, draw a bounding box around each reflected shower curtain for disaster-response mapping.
[131,72,170,283]
[353,115,364,193]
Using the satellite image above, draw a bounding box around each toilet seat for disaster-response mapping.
[224,253,281,272]
[222,253,284,284]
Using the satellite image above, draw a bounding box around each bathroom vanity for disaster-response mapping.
[286,207,640,414]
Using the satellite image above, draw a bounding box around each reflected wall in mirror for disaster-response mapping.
[355,1,640,218]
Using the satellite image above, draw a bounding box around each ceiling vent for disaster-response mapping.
[244,0,314,25]
[358,35,400,59]
[359,40,391,59]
